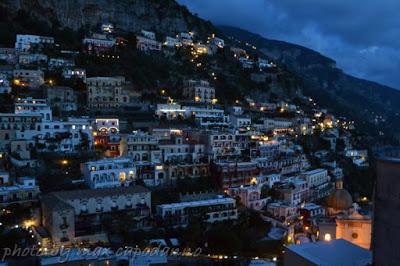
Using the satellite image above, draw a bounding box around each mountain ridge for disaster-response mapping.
[219,25,400,137]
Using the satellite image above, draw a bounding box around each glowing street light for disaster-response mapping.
[324,233,332,241]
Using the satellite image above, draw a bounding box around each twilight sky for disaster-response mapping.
[177,0,400,89]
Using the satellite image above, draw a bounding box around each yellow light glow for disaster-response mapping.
[119,172,126,182]
[194,96,201,102]
[24,219,35,228]
[61,160,68,165]
[324,233,332,241]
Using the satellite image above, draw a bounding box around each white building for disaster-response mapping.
[83,34,116,50]
[15,34,54,51]
[0,176,40,207]
[164,36,181,47]
[33,117,93,152]
[15,97,52,121]
[185,106,229,127]
[159,134,205,164]
[136,31,161,52]
[230,115,251,128]
[18,53,48,65]
[48,58,75,69]
[120,131,161,163]
[300,168,330,188]
[263,118,294,132]
[82,157,136,189]
[62,68,86,81]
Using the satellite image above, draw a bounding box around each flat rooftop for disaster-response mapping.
[286,239,371,266]
[158,197,235,209]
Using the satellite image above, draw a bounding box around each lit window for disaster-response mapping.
[119,172,126,182]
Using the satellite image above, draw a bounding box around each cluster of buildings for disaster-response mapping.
[0,26,377,265]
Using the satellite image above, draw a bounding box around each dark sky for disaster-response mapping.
[177,0,400,89]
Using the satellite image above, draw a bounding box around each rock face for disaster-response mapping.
[1,0,213,36]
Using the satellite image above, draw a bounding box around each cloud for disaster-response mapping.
[177,0,400,89]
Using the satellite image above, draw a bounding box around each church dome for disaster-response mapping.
[326,189,353,210]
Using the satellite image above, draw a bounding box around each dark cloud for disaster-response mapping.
[177,0,400,89]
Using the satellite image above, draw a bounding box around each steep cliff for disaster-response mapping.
[0,0,214,37]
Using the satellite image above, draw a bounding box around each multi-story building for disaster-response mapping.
[82,157,136,189]
[159,134,205,164]
[136,31,161,52]
[183,79,215,103]
[46,86,78,112]
[120,131,161,163]
[228,183,269,210]
[62,68,86,81]
[18,53,48,65]
[267,201,298,221]
[300,168,333,200]
[278,178,309,205]
[155,104,229,127]
[211,160,259,189]
[156,196,237,227]
[184,106,229,127]
[0,113,42,149]
[87,76,128,109]
[300,168,330,188]
[83,34,116,54]
[48,58,75,69]
[299,203,326,220]
[191,131,239,161]
[230,115,251,128]
[15,97,52,121]
[41,186,151,247]
[262,118,294,133]
[93,118,120,157]
[15,34,54,51]
[13,69,44,87]
[0,176,40,207]
[34,118,93,152]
